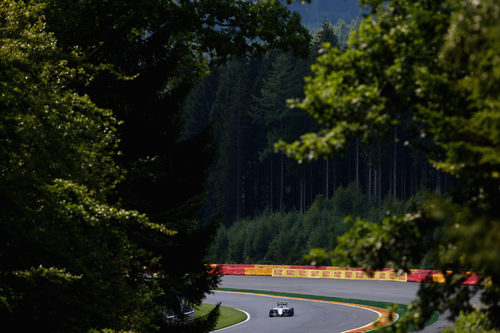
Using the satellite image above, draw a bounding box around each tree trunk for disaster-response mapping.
[325,159,329,198]
[447,173,449,192]
[424,160,428,189]
[270,156,273,211]
[300,177,303,213]
[356,138,359,187]
[309,165,313,206]
[236,79,242,220]
[393,127,397,198]
[333,159,336,196]
[402,165,405,201]
[279,153,284,211]
[368,166,372,201]
[378,141,381,208]
[300,167,305,213]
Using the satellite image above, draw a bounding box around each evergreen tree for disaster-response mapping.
[185,14,394,224]
[332,18,361,50]
[288,0,362,30]
[183,73,219,140]
[251,52,307,211]
[207,58,253,225]
[208,183,395,265]
[311,20,339,52]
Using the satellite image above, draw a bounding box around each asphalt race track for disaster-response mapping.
[205,290,379,333]
[203,276,458,332]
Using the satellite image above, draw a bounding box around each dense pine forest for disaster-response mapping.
[184,18,453,230]
[208,183,414,265]
[182,3,457,267]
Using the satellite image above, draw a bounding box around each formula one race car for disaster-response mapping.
[269,302,294,317]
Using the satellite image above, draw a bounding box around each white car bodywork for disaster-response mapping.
[269,302,294,317]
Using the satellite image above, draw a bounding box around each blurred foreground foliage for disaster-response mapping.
[277,0,500,331]
[0,0,311,332]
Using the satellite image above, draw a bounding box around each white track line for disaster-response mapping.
[211,307,250,332]
[338,304,381,333]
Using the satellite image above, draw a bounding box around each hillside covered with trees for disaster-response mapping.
[185,18,452,227]
[208,183,411,265]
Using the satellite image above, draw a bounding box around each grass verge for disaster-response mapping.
[195,303,247,331]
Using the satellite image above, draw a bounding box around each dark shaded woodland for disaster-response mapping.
[184,19,453,227]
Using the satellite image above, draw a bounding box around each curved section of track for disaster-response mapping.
[205,291,380,333]
[204,276,453,332]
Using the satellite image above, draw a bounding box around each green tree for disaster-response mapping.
[311,20,339,53]
[45,0,311,331]
[288,0,362,30]
[205,58,253,225]
[251,52,308,211]
[1,0,312,332]
[0,2,178,331]
[182,13,377,224]
[277,0,500,331]
[331,18,361,50]
[443,311,498,333]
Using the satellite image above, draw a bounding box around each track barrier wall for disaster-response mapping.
[210,264,478,284]
[272,268,407,282]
